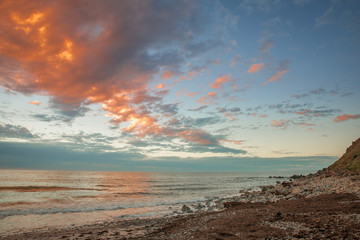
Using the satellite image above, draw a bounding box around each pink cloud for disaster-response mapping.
[263,70,288,85]
[297,122,315,127]
[263,61,290,85]
[197,95,216,105]
[220,139,244,145]
[155,83,165,89]
[294,110,311,115]
[334,114,360,123]
[177,129,218,145]
[29,101,40,105]
[175,89,187,97]
[210,74,232,89]
[271,119,287,128]
[188,71,199,77]
[207,91,216,96]
[0,1,222,146]
[185,91,200,97]
[247,63,264,73]
[223,112,237,121]
[162,70,174,80]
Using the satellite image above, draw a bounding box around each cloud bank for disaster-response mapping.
[0,0,236,147]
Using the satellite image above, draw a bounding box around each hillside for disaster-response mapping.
[327,138,360,174]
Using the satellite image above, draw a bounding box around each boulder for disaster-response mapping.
[181,204,193,213]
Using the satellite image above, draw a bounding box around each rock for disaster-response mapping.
[181,204,193,213]
[194,203,205,210]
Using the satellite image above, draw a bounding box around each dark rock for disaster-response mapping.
[273,212,283,221]
[181,204,193,213]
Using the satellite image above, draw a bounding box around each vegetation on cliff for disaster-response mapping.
[328,138,360,173]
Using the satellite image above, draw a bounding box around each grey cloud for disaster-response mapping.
[184,144,246,155]
[291,88,328,99]
[184,39,222,58]
[49,99,90,119]
[238,0,283,14]
[188,106,208,112]
[158,103,179,115]
[182,116,221,128]
[0,141,145,171]
[61,132,118,151]
[229,107,241,112]
[32,114,72,123]
[310,88,326,95]
[217,107,241,113]
[258,39,274,54]
[293,0,313,5]
[0,142,336,172]
[315,6,334,28]
[140,50,184,72]
[132,90,162,104]
[0,124,38,139]
[341,92,353,97]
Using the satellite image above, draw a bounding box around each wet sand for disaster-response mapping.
[3,192,360,240]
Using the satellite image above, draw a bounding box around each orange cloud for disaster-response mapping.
[177,129,217,145]
[223,112,237,121]
[197,96,215,105]
[263,70,288,85]
[155,83,165,89]
[185,91,199,97]
[29,101,40,105]
[220,139,244,145]
[197,91,217,105]
[294,110,311,115]
[263,61,290,85]
[0,1,230,147]
[197,96,208,104]
[334,114,360,123]
[271,120,287,128]
[175,89,187,96]
[210,74,231,89]
[296,122,315,127]
[247,63,264,73]
[162,70,174,80]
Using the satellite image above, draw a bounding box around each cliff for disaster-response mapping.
[327,138,360,174]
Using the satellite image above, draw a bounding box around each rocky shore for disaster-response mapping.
[3,138,360,239]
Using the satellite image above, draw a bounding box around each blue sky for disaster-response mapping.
[0,0,359,171]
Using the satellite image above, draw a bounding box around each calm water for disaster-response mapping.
[0,170,300,235]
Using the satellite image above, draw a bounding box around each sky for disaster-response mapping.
[0,0,359,172]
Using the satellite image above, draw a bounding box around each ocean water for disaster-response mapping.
[0,170,301,236]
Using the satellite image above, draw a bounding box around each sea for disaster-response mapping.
[0,170,307,236]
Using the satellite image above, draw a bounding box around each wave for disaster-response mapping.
[0,196,209,218]
[0,186,100,192]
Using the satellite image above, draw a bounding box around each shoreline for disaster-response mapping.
[3,172,360,239]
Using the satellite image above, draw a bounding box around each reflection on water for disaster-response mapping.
[0,170,297,236]
[98,172,154,199]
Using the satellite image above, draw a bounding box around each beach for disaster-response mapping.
[2,172,360,240]
[0,171,294,238]
[2,139,360,239]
